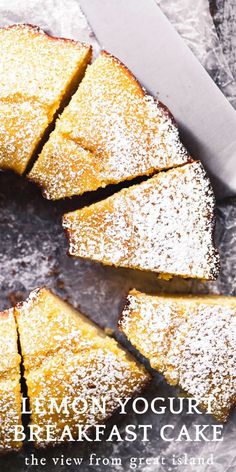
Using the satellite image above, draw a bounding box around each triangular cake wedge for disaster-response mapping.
[14,288,150,447]
[0,309,22,452]
[28,51,190,199]
[119,289,236,422]
[0,24,91,174]
[63,161,219,280]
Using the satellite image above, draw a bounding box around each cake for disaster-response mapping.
[15,288,150,447]
[28,50,190,199]
[0,309,22,452]
[0,24,91,175]
[63,161,219,280]
[119,289,236,422]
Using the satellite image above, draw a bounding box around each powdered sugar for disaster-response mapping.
[63,162,219,280]
[0,24,91,174]
[30,51,190,200]
[15,288,150,447]
[0,310,22,451]
[120,290,236,422]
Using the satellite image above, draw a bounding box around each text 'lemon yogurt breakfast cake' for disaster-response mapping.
[63,161,219,280]
[0,309,22,452]
[0,24,91,174]
[15,288,150,447]
[29,50,191,199]
[119,289,236,422]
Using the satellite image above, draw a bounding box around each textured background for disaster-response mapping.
[0,1,235,471]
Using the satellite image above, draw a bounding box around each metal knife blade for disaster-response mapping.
[79,0,236,199]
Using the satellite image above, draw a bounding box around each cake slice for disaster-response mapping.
[0,24,91,175]
[0,309,22,452]
[119,289,236,422]
[15,288,150,447]
[28,50,190,199]
[63,161,219,280]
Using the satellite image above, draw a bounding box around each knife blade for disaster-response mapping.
[79,0,236,200]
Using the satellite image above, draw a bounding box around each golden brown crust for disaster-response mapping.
[0,23,92,175]
[15,288,150,448]
[29,49,190,199]
[1,23,92,50]
[63,162,219,280]
[100,50,178,127]
[119,289,236,422]
[0,309,22,453]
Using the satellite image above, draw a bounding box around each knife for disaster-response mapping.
[79,0,236,200]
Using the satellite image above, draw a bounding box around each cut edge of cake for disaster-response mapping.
[28,49,192,200]
[0,23,92,175]
[14,287,151,448]
[119,289,236,422]
[62,161,220,281]
[0,309,22,453]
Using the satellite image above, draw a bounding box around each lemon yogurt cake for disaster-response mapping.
[0,309,22,452]
[119,289,236,422]
[29,51,191,199]
[63,161,220,280]
[15,288,150,447]
[0,24,91,174]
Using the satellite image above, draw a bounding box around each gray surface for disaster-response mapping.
[0,0,235,471]
[0,171,235,472]
[212,0,236,102]
[79,0,236,199]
